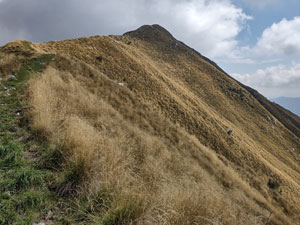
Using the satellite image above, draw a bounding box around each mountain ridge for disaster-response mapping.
[0,24,300,224]
[124,25,300,140]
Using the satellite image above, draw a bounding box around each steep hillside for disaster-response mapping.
[242,86,300,139]
[1,24,300,225]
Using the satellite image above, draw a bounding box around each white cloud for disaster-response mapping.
[224,17,300,65]
[157,0,251,58]
[0,0,251,59]
[232,63,300,97]
[255,17,300,56]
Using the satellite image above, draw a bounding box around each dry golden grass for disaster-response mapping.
[27,62,290,224]
[0,53,21,79]
[1,24,296,224]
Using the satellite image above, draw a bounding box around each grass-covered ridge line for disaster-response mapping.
[0,54,55,224]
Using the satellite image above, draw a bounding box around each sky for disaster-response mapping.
[0,0,300,98]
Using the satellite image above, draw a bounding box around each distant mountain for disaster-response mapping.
[272,97,300,116]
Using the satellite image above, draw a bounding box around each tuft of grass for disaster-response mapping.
[0,53,21,78]
[268,179,280,190]
[0,142,24,168]
[38,146,65,170]
[1,167,44,192]
[68,188,114,223]
[55,157,89,196]
[100,195,146,225]
[18,190,45,210]
[23,43,33,50]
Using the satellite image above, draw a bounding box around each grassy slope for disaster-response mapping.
[0,53,56,224]
[1,25,300,224]
[243,86,300,139]
[0,50,96,224]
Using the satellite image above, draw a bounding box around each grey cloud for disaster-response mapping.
[0,0,250,59]
[0,0,141,44]
[282,44,300,55]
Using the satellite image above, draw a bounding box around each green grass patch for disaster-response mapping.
[0,142,24,168]
[0,53,56,224]
[0,142,52,224]
[4,54,55,87]
[1,167,44,192]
